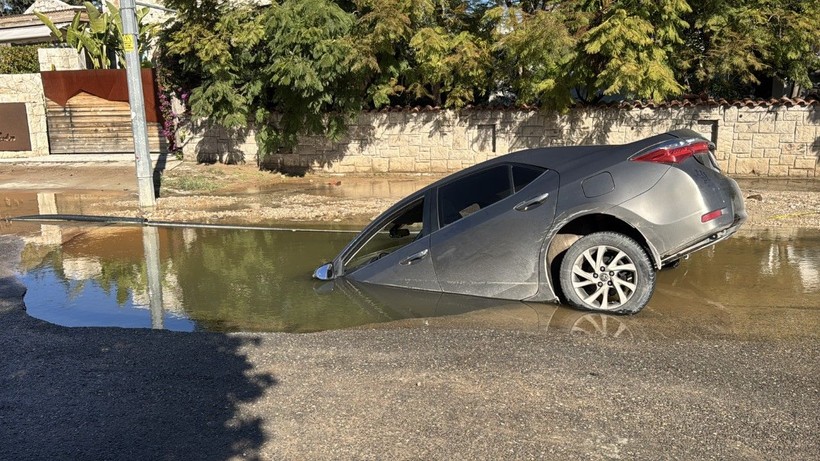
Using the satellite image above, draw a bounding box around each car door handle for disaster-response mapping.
[400,249,429,266]
[514,192,550,212]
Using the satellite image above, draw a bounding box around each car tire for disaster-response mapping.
[559,232,655,314]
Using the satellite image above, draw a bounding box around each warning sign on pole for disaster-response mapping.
[123,35,135,53]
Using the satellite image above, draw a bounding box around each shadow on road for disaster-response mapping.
[0,273,276,460]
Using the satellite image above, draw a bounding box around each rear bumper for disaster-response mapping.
[660,212,745,263]
[660,176,746,263]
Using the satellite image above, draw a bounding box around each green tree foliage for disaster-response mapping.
[350,0,427,107]
[163,0,366,156]
[481,0,691,106]
[408,26,490,107]
[485,3,575,107]
[564,0,690,102]
[35,2,154,69]
[161,0,820,158]
[352,0,491,108]
[0,44,40,73]
[682,0,820,96]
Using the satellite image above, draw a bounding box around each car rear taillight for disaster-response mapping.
[632,141,711,164]
[701,208,726,223]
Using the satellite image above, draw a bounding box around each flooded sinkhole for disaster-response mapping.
[6,220,820,339]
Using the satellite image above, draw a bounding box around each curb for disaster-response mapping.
[0,154,171,164]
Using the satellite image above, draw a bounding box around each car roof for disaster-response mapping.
[503,130,694,171]
[426,130,696,189]
[384,130,701,214]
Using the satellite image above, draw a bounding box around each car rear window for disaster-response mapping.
[512,165,546,192]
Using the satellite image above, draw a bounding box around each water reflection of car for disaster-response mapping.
[322,277,635,339]
[314,130,746,314]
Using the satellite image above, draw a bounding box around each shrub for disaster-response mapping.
[0,45,40,74]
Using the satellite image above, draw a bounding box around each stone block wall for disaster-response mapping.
[0,73,48,158]
[37,48,86,72]
[179,103,820,177]
[721,106,819,177]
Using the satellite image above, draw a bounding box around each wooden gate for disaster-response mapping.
[41,69,167,154]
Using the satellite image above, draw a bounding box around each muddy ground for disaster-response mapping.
[1,162,819,230]
[1,161,819,460]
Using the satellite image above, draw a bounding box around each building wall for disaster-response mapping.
[0,73,48,158]
[182,103,819,177]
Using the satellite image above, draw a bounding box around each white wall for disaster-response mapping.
[0,73,48,158]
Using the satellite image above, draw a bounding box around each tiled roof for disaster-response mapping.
[0,9,85,29]
[367,97,819,112]
[604,97,819,109]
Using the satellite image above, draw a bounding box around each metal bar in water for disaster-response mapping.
[9,214,361,234]
[11,214,146,224]
[147,220,361,233]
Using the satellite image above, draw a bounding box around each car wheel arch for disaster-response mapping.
[542,212,661,300]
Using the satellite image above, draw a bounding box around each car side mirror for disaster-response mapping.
[313,263,334,280]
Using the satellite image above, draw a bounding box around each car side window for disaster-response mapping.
[438,165,512,228]
[512,165,547,192]
[344,198,425,272]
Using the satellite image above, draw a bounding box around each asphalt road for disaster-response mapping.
[1,234,818,460]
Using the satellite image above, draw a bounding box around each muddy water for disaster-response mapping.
[11,223,360,332]
[5,214,819,339]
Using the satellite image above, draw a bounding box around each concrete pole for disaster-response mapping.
[120,0,155,210]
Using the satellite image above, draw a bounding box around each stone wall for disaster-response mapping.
[179,103,820,177]
[722,105,819,177]
[37,48,86,72]
[0,73,48,158]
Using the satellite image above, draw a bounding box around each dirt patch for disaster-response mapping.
[2,162,818,229]
[143,163,442,225]
[738,179,820,230]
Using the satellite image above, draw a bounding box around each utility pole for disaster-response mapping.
[120,0,155,210]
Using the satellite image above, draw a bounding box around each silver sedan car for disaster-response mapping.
[314,129,746,314]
